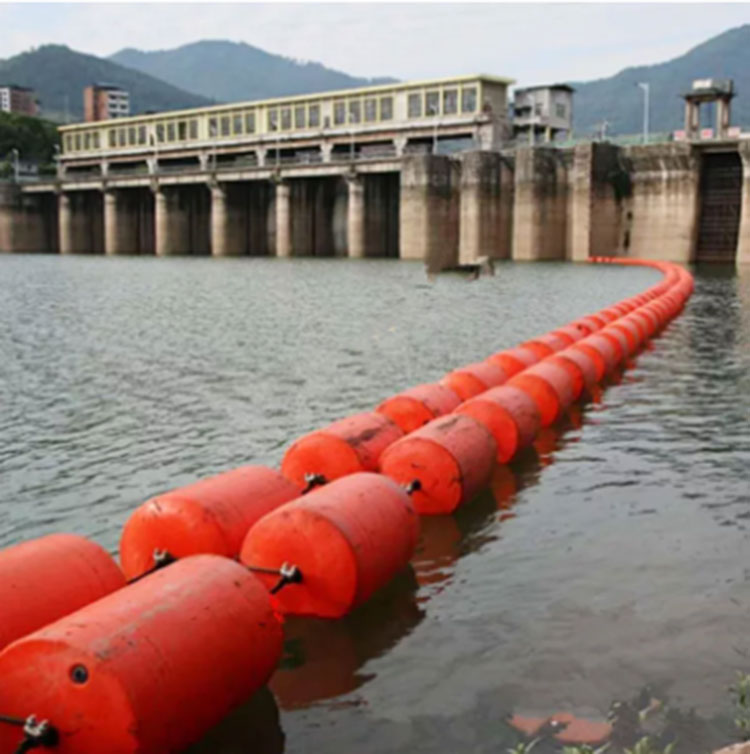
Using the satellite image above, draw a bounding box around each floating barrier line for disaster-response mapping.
[0,257,694,754]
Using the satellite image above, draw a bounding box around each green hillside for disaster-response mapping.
[110,40,397,104]
[0,45,212,122]
[570,25,750,135]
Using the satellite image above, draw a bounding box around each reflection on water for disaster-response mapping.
[1,257,749,753]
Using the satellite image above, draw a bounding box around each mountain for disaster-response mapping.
[110,40,397,104]
[0,45,212,122]
[570,25,750,136]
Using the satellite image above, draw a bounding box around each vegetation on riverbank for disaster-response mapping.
[0,111,59,177]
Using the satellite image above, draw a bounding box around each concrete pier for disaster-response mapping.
[623,143,700,263]
[400,154,459,267]
[210,185,229,257]
[512,147,568,261]
[737,141,750,265]
[346,176,365,258]
[58,193,73,255]
[568,143,624,261]
[458,151,510,264]
[274,181,291,258]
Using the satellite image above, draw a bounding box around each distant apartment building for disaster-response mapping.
[513,84,574,144]
[84,84,130,122]
[0,85,39,116]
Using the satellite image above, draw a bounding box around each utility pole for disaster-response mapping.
[637,82,650,144]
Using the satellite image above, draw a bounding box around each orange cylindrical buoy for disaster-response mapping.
[486,346,540,378]
[521,339,556,360]
[550,325,586,345]
[0,534,125,653]
[240,473,418,618]
[554,347,599,390]
[441,361,507,401]
[578,333,620,374]
[546,354,584,402]
[380,413,497,515]
[375,382,461,434]
[455,385,541,463]
[507,361,576,427]
[608,320,641,356]
[281,412,403,487]
[119,466,302,580]
[0,556,282,754]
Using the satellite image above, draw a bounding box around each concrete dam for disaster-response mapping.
[1,74,749,265]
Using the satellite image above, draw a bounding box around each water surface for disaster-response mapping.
[1,256,748,753]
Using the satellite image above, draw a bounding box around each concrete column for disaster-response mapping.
[154,188,170,256]
[321,143,333,163]
[736,141,750,266]
[568,143,624,261]
[458,151,505,264]
[210,184,229,256]
[275,181,291,257]
[103,190,120,255]
[256,148,267,167]
[394,136,408,157]
[512,147,568,261]
[623,142,700,262]
[346,176,365,258]
[399,154,459,267]
[58,192,73,254]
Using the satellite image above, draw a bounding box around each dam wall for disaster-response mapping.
[7,140,750,264]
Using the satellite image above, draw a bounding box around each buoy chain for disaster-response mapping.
[245,562,303,594]
[301,473,327,494]
[404,479,422,495]
[126,549,177,585]
[0,714,59,752]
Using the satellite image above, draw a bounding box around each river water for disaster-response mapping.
[0,256,748,753]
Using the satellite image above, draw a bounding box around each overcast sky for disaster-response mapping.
[2,3,749,86]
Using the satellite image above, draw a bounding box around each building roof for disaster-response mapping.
[0,84,35,92]
[514,83,575,95]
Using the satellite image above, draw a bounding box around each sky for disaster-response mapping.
[1,2,750,86]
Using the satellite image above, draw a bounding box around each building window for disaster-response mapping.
[425,91,439,116]
[118,129,127,147]
[107,131,115,148]
[534,102,542,116]
[281,107,292,130]
[308,104,320,127]
[233,114,243,135]
[138,126,147,144]
[128,127,136,145]
[349,100,361,124]
[74,134,81,151]
[156,124,165,143]
[407,92,422,118]
[220,116,230,136]
[92,133,100,149]
[294,105,306,129]
[443,89,458,115]
[364,98,377,122]
[166,122,176,141]
[245,112,255,133]
[334,100,346,125]
[268,109,278,131]
[178,121,187,140]
[380,96,393,120]
[461,87,477,113]
[209,117,218,137]
[83,133,91,150]
[555,103,566,119]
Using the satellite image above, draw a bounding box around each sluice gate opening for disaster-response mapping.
[289,177,343,257]
[364,173,400,258]
[114,188,155,255]
[696,152,742,262]
[224,182,273,256]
